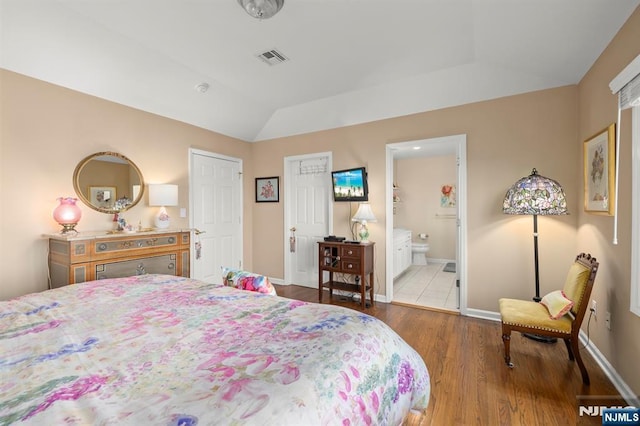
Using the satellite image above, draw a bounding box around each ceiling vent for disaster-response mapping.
[256,49,288,66]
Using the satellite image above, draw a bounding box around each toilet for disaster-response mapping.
[411,242,430,265]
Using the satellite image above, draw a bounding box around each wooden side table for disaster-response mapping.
[318,241,375,309]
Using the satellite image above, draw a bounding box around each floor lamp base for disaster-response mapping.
[523,333,557,344]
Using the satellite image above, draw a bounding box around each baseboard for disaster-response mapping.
[465,308,501,322]
[579,331,639,406]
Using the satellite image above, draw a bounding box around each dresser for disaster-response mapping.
[318,241,375,309]
[48,230,190,288]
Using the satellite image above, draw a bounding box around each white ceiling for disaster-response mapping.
[1,1,638,142]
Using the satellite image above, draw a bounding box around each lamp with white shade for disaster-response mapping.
[351,203,377,243]
[148,184,178,229]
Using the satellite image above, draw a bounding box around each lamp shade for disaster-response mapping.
[352,202,377,223]
[238,0,284,19]
[53,197,82,233]
[503,168,568,216]
[148,184,178,207]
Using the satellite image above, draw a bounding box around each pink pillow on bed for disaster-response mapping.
[221,267,277,296]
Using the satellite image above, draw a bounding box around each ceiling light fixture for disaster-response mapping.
[238,0,284,19]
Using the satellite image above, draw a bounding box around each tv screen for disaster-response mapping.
[331,167,369,202]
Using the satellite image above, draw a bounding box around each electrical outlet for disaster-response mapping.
[605,312,611,330]
[591,300,597,317]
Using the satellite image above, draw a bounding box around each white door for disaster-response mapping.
[190,149,242,284]
[284,153,332,288]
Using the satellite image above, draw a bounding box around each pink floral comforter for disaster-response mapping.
[0,274,430,425]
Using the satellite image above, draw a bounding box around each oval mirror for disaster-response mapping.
[73,152,145,214]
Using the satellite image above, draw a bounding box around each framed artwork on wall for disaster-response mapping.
[440,184,456,208]
[255,177,279,203]
[583,123,615,215]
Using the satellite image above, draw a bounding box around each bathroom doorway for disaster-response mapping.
[385,135,467,313]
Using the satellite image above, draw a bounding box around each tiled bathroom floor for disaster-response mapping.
[393,262,458,311]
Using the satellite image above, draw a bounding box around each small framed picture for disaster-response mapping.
[89,186,117,209]
[255,177,279,203]
[583,123,615,215]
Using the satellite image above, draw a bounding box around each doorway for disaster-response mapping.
[189,148,243,284]
[283,152,333,288]
[385,135,467,314]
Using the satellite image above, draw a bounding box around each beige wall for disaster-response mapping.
[576,6,640,399]
[252,86,580,309]
[1,5,638,397]
[0,70,254,299]
[394,155,457,261]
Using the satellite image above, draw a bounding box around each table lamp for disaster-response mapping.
[148,184,178,229]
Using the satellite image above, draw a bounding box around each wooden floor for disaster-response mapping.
[274,284,625,426]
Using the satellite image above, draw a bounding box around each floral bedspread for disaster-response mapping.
[0,274,430,425]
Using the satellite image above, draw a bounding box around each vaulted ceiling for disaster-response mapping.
[2,1,638,141]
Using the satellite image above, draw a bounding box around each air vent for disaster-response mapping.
[256,48,288,66]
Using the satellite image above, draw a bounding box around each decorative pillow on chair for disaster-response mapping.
[221,267,277,296]
[540,290,574,319]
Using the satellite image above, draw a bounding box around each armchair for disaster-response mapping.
[498,253,599,385]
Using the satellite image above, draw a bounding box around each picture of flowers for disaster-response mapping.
[583,123,615,215]
[256,177,279,202]
[440,184,456,208]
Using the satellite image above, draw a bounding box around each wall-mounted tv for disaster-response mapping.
[331,167,369,202]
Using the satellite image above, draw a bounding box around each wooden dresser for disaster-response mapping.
[318,240,375,309]
[47,230,190,288]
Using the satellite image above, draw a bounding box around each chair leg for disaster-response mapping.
[563,338,575,361]
[501,325,513,368]
[570,338,590,385]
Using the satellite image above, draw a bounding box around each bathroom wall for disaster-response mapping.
[394,155,457,261]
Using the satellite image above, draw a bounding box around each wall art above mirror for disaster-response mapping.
[73,152,145,214]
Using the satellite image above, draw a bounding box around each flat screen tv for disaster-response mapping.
[331,167,369,202]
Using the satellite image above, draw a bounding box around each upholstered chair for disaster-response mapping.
[498,253,599,385]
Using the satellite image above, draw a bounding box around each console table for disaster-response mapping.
[318,241,375,309]
[47,229,190,288]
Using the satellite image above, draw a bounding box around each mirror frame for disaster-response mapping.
[73,151,145,214]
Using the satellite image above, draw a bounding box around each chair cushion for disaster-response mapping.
[562,261,592,315]
[499,298,572,334]
[221,267,277,296]
[540,290,574,319]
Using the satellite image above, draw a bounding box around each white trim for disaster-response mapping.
[465,308,501,322]
[631,106,640,317]
[580,330,640,406]
[385,135,467,312]
[610,54,640,94]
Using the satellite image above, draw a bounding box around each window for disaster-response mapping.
[610,54,640,317]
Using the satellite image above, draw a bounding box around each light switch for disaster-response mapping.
[180,208,187,218]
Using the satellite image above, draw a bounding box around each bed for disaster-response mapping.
[1,274,430,425]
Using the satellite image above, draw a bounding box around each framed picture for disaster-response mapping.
[440,184,456,208]
[255,177,279,203]
[89,186,117,209]
[583,123,615,215]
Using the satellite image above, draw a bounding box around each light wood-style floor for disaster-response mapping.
[273,284,624,426]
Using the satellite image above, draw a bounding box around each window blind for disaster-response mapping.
[609,54,640,245]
